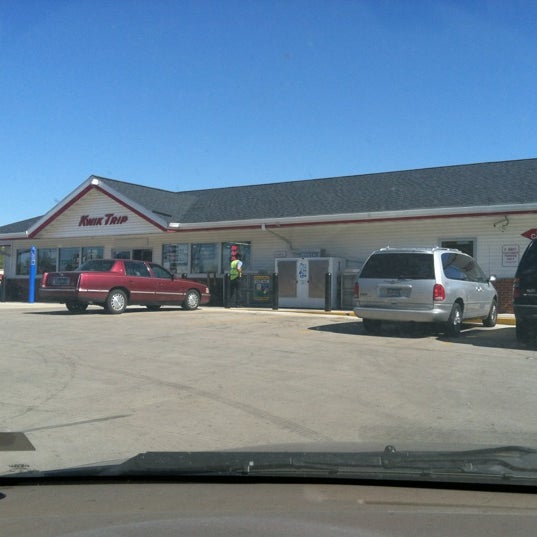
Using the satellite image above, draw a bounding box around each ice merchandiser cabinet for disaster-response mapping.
[275,257,345,309]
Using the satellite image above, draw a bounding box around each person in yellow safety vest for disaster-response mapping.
[229,253,243,307]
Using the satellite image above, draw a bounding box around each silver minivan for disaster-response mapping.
[353,247,498,336]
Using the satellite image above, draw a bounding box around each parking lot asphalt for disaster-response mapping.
[0,301,531,476]
[0,301,517,324]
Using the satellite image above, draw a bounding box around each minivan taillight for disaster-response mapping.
[353,282,360,298]
[433,283,446,301]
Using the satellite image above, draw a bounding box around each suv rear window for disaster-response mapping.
[360,253,434,279]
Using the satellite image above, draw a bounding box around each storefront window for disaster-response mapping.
[81,247,104,263]
[16,249,31,275]
[112,250,131,259]
[58,247,104,270]
[191,243,218,273]
[59,248,81,271]
[162,244,189,274]
[38,248,58,274]
[133,249,152,261]
[112,249,152,261]
[222,242,251,273]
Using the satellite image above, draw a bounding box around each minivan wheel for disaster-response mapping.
[362,318,382,334]
[482,299,498,327]
[445,303,463,337]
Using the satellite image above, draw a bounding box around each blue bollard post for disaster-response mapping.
[29,246,37,303]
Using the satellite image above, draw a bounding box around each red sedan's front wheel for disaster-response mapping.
[106,289,128,314]
[183,289,200,310]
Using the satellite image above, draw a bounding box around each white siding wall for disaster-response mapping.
[5,212,536,279]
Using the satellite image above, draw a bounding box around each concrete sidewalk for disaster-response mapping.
[0,301,517,325]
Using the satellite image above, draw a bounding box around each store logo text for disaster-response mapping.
[78,213,129,227]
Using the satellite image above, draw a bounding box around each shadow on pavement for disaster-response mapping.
[309,319,529,350]
[310,320,436,338]
[24,306,196,316]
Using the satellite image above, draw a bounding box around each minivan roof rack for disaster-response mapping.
[377,246,463,253]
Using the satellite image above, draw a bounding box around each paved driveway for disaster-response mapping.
[0,304,534,474]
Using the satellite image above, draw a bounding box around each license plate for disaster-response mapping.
[386,288,400,297]
[52,277,70,286]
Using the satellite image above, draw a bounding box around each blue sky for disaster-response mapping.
[1,0,536,225]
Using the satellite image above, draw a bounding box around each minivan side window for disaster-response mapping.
[442,253,486,282]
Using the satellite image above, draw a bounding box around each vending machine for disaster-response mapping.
[275,257,346,309]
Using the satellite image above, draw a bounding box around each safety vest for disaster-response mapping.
[230,259,241,280]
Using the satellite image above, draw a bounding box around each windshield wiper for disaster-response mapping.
[5,446,537,486]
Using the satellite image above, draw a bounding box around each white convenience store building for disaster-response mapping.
[2,158,537,311]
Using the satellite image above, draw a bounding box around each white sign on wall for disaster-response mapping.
[502,244,520,267]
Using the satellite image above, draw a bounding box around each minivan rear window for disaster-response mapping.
[360,253,434,279]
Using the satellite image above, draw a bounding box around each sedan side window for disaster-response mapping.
[125,261,151,277]
[150,263,173,279]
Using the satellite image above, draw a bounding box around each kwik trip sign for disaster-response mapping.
[78,213,129,227]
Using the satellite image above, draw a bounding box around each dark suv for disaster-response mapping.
[513,240,537,343]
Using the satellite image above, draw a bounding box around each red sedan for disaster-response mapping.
[40,259,211,314]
